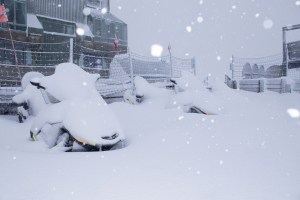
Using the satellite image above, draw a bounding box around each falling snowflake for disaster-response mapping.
[287,108,300,118]
[296,1,300,6]
[58,4,62,8]
[232,5,237,9]
[217,56,221,61]
[197,16,204,23]
[263,19,274,29]
[186,26,192,32]
[76,28,85,36]
[82,81,87,86]
[151,44,163,57]
[255,13,260,18]
[178,116,185,120]
[83,7,91,16]
[118,6,122,10]
[101,7,108,14]
[199,0,204,5]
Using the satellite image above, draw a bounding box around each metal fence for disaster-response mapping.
[229,50,300,93]
[230,45,300,81]
[0,37,196,113]
[230,53,285,81]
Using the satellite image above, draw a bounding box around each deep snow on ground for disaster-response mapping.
[0,90,300,200]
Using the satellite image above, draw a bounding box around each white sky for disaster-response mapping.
[111,0,300,78]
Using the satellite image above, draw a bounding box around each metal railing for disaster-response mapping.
[0,37,196,113]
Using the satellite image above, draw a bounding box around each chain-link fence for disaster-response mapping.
[0,37,196,113]
[228,51,300,93]
[230,43,300,81]
[230,53,285,81]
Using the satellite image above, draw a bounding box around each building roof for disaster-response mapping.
[27,14,43,29]
[91,9,126,24]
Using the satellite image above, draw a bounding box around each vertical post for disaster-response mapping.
[128,47,134,91]
[6,22,21,80]
[192,57,196,75]
[69,38,74,63]
[230,55,234,80]
[259,79,264,93]
[168,44,173,79]
[280,78,286,94]
[283,27,288,77]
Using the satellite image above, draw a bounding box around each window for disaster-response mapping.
[15,1,25,25]
[0,0,26,31]
[38,17,75,36]
[94,19,101,36]
[100,0,109,10]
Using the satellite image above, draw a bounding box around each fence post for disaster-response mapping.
[230,55,234,79]
[233,80,238,89]
[259,79,264,93]
[168,44,173,79]
[192,57,196,75]
[280,78,286,93]
[128,47,134,91]
[283,27,288,77]
[69,38,74,63]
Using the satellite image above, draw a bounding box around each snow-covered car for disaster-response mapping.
[123,76,173,105]
[29,63,125,151]
[12,72,47,122]
[124,74,224,114]
[168,71,224,115]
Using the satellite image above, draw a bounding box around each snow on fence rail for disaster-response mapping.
[0,38,196,114]
[228,52,300,93]
[225,74,295,93]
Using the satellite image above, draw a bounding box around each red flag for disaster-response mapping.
[114,34,118,49]
[0,4,8,23]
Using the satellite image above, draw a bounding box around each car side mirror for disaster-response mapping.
[30,78,46,90]
[170,79,177,84]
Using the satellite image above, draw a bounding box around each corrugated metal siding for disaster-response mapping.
[27,0,85,23]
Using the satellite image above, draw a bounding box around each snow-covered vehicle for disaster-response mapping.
[29,63,125,151]
[123,76,173,105]
[168,71,224,115]
[12,72,47,123]
[124,73,224,115]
